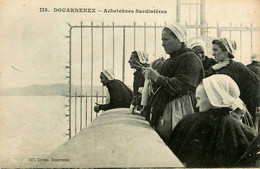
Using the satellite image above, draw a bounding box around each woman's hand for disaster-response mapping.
[94,103,100,113]
[127,104,135,114]
[145,67,159,82]
[138,87,143,94]
[212,60,230,71]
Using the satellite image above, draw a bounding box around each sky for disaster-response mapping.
[0,0,259,88]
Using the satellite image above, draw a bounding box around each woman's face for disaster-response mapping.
[100,73,109,86]
[193,46,205,60]
[161,30,180,54]
[196,85,212,112]
[212,44,228,62]
[128,53,139,69]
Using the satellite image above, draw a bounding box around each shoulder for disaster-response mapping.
[180,51,203,66]
[229,60,247,68]
[108,80,121,88]
[205,56,216,62]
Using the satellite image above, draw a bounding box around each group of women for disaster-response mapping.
[127,22,260,167]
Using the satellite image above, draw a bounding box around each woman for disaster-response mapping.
[144,23,204,143]
[189,38,216,72]
[94,68,133,113]
[128,51,149,114]
[168,75,257,168]
[207,38,260,123]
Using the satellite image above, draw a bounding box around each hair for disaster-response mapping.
[131,51,139,60]
[212,39,227,52]
[212,39,234,59]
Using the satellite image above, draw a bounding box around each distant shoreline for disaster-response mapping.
[0,83,103,96]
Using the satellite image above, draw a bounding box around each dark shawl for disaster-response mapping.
[168,108,256,168]
[149,46,204,126]
[99,79,133,111]
[207,60,260,118]
[247,61,260,77]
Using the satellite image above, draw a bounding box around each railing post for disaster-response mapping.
[75,92,77,135]
[112,22,115,69]
[102,22,104,104]
[250,22,253,54]
[240,23,243,62]
[80,22,83,131]
[122,27,125,83]
[91,22,94,122]
[200,0,206,36]
[85,93,88,127]
[229,22,232,38]
[144,22,146,53]
[154,22,157,59]
[134,22,136,50]
[176,0,181,22]
[96,92,99,118]
[68,24,72,139]
[217,22,221,38]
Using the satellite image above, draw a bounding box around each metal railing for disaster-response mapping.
[64,22,260,139]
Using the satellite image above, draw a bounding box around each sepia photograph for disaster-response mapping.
[0,0,259,168]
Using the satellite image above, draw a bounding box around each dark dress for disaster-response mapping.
[207,60,260,119]
[149,46,204,126]
[247,61,260,77]
[131,68,145,110]
[168,108,257,168]
[99,79,133,111]
[202,55,216,74]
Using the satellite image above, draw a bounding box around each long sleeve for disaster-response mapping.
[99,80,132,110]
[156,53,204,96]
[99,81,129,111]
[131,69,145,106]
[206,66,215,77]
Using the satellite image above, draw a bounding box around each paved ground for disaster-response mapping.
[36,108,183,168]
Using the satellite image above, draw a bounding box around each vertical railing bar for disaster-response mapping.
[154,22,156,59]
[206,22,209,36]
[216,22,220,38]
[85,93,88,127]
[91,22,94,122]
[134,22,136,50]
[229,22,232,38]
[189,4,191,37]
[112,22,115,69]
[122,27,126,83]
[68,26,72,139]
[189,0,191,28]
[196,0,198,37]
[144,22,146,53]
[240,23,243,62]
[75,92,77,135]
[96,93,98,118]
[176,0,180,22]
[200,0,206,36]
[164,22,167,58]
[250,22,253,54]
[80,22,83,131]
[102,22,104,104]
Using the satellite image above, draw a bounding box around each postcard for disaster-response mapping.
[0,0,259,168]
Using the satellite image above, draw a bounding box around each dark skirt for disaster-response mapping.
[167,108,257,168]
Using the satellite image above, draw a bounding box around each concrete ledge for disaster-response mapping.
[36,108,183,168]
